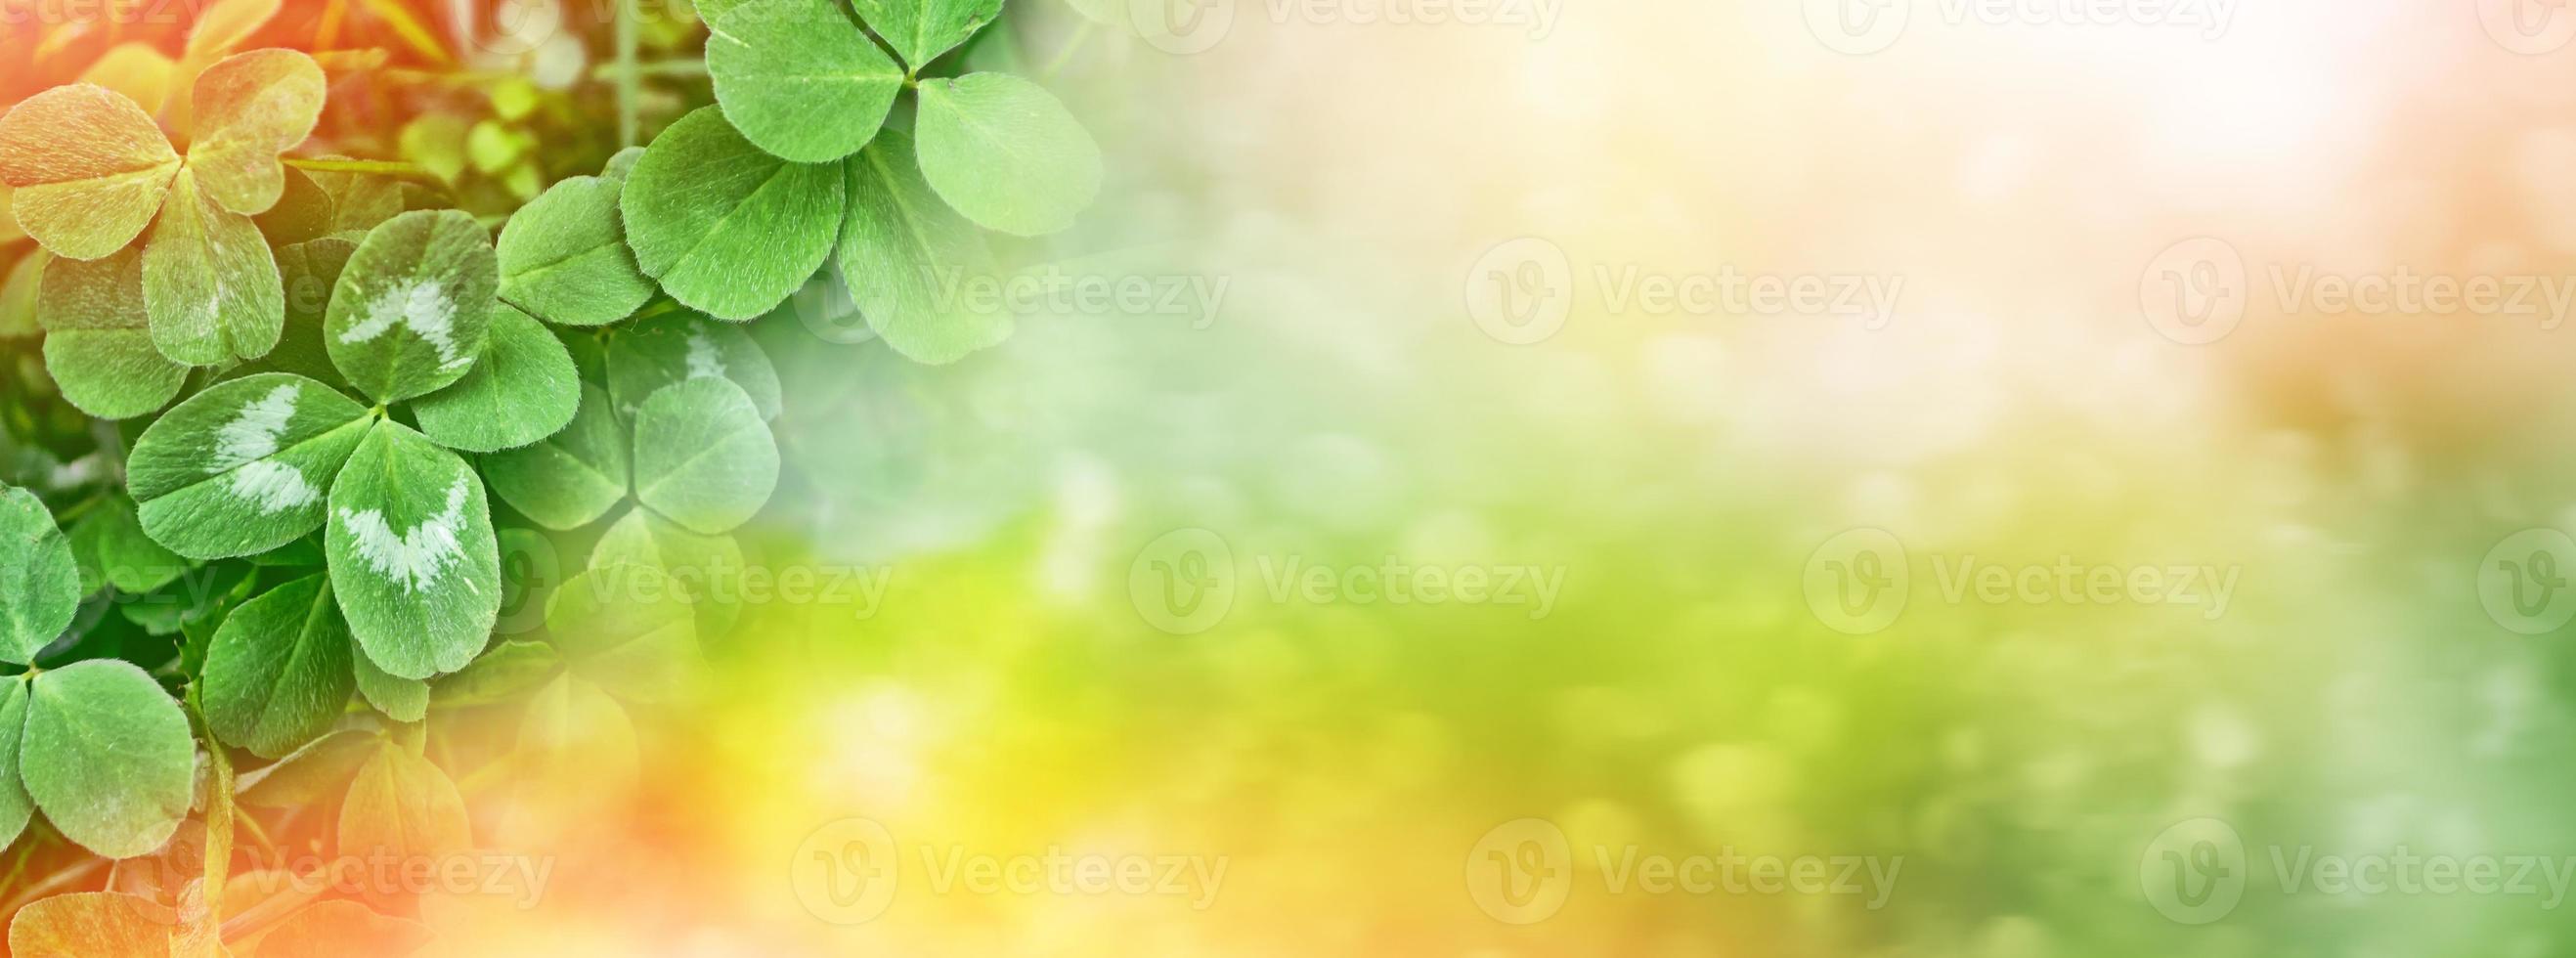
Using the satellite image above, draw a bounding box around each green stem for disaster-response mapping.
[187,691,236,925]
[1044,21,1097,79]
[616,0,641,148]
[282,157,434,180]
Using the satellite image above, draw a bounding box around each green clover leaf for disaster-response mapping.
[0,84,180,261]
[0,678,31,849]
[431,639,563,710]
[546,565,702,705]
[605,312,781,420]
[350,639,428,721]
[631,377,780,536]
[18,660,196,858]
[36,247,187,420]
[184,49,327,216]
[143,167,285,365]
[620,107,846,322]
[326,209,500,404]
[496,175,656,327]
[482,383,632,531]
[591,507,746,637]
[707,0,905,163]
[851,0,1007,72]
[128,372,374,561]
[0,486,80,664]
[412,304,581,453]
[914,72,1102,237]
[838,129,1012,364]
[336,743,470,859]
[326,421,502,680]
[65,494,191,595]
[201,574,357,760]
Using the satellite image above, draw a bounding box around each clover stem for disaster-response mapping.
[187,689,237,925]
[283,157,436,181]
[617,0,641,148]
[1044,21,1098,79]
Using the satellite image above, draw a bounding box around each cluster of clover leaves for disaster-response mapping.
[0,0,1096,951]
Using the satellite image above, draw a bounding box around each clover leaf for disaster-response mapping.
[201,574,357,759]
[36,247,187,420]
[6,892,176,958]
[496,175,655,327]
[914,71,1102,237]
[65,495,191,595]
[707,0,905,163]
[621,107,846,321]
[0,85,180,261]
[838,129,1012,364]
[0,487,80,663]
[850,0,1007,72]
[326,421,502,680]
[337,743,471,860]
[146,166,287,367]
[632,377,780,536]
[591,507,747,637]
[482,383,631,531]
[432,639,563,709]
[350,640,429,721]
[0,679,31,849]
[127,372,374,561]
[184,49,327,216]
[326,210,500,404]
[18,660,196,858]
[605,312,781,420]
[546,564,702,704]
[411,304,581,453]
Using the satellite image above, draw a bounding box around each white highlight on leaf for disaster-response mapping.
[213,383,320,513]
[336,476,474,594]
[684,330,725,380]
[343,280,472,370]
